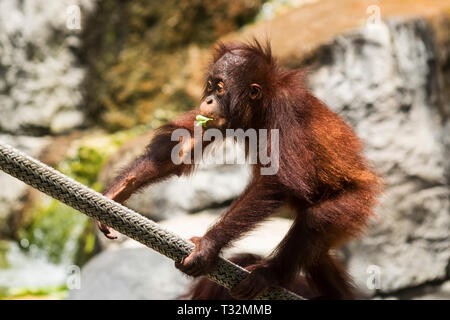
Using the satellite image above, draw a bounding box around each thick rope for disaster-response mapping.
[0,141,303,300]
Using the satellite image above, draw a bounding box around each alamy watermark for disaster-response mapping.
[66,265,81,290]
[66,5,81,30]
[366,264,382,290]
[171,125,280,175]
[366,5,381,26]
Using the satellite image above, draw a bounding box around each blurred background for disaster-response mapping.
[0,0,449,300]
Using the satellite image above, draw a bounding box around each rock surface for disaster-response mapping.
[67,247,191,300]
[307,19,450,295]
[0,0,95,135]
[412,281,450,300]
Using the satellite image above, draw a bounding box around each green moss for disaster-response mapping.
[62,146,105,188]
[59,127,146,187]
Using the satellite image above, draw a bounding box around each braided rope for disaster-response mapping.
[0,141,303,300]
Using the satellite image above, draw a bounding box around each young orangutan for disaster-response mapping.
[98,40,381,299]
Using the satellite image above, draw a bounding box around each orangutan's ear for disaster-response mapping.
[249,83,262,100]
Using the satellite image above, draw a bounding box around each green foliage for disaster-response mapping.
[59,128,145,188]
[195,114,214,127]
[19,200,90,264]
[1,285,68,300]
[61,146,105,189]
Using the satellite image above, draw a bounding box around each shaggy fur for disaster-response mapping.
[100,40,382,299]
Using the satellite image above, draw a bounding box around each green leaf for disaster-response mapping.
[195,114,214,127]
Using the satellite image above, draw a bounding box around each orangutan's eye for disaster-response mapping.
[206,80,213,92]
[217,81,225,96]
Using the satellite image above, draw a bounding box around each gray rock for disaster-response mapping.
[0,135,50,238]
[307,19,450,295]
[50,110,85,134]
[413,281,450,300]
[0,1,96,135]
[376,280,450,300]
[67,247,191,300]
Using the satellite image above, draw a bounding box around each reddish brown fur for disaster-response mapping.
[99,40,382,299]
